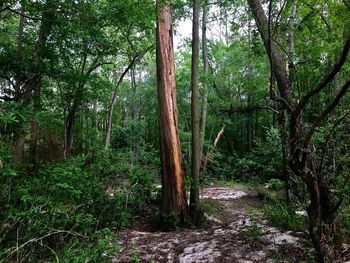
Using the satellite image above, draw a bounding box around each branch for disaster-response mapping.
[295,37,350,117]
[109,45,153,108]
[200,124,225,175]
[224,106,279,115]
[343,0,350,11]
[7,7,41,21]
[0,6,9,13]
[270,84,294,111]
[304,78,350,146]
[9,229,86,256]
[318,111,350,173]
[0,95,16,102]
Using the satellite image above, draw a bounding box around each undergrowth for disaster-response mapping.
[0,150,156,262]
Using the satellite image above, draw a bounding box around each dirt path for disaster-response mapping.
[111,186,313,263]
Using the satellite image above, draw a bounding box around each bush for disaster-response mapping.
[0,150,156,262]
[264,200,306,232]
[206,127,283,182]
[268,178,284,191]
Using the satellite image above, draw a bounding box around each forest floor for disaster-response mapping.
[110,184,315,263]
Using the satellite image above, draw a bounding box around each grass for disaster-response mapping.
[200,198,225,222]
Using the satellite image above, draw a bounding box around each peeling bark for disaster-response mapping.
[156,0,188,227]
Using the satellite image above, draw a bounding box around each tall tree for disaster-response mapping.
[156,0,188,227]
[199,0,209,175]
[190,0,201,217]
[26,0,56,169]
[13,1,25,162]
[247,0,350,261]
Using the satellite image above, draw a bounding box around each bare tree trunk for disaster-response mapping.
[278,108,292,203]
[156,0,188,227]
[29,82,41,169]
[27,0,56,169]
[105,90,117,149]
[199,0,209,173]
[247,22,254,152]
[190,0,201,218]
[13,3,25,163]
[105,51,150,149]
[202,125,225,174]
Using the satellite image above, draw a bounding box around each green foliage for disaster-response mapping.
[0,151,155,262]
[207,127,282,182]
[61,228,119,262]
[268,178,284,191]
[264,201,306,232]
[246,219,264,246]
[156,211,180,231]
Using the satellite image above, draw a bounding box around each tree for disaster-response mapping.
[199,0,209,174]
[156,0,188,227]
[247,0,350,261]
[25,0,56,169]
[190,0,201,218]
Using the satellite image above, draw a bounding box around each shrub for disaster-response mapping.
[264,200,306,232]
[268,178,284,191]
[0,149,156,262]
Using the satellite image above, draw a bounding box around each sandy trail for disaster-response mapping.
[111,186,312,263]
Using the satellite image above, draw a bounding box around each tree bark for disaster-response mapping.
[190,0,201,218]
[26,0,56,169]
[13,3,25,163]
[199,0,209,174]
[156,0,188,227]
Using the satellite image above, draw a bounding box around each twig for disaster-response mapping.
[295,37,350,117]
[9,229,86,257]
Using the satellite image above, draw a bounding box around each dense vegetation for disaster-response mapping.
[1,0,349,262]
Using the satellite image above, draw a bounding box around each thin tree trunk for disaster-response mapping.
[156,0,188,227]
[190,0,201,218]
[13,3,25,163]
[29,82,41,169]
[105,50,150,149]
[247,22,254,152]
[199,0,209,173]
[202,125,225,174]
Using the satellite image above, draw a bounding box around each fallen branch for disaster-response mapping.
[9,229,86,257]
[200,124,225,176]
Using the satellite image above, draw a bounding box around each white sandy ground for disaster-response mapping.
[201,187,248,200]
[111,187,308,263]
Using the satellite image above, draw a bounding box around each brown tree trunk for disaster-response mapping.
[278,108,292,204]
[27,0,56,169]
[190,0,201,218]
[156,0,188,227]
[13,3,25,163]
[29,82,41,169]
[199,0,209,174]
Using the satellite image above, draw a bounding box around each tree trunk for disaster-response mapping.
[105,53,144,149]
[277,108,292,204]
[13,4,25,163]
[190,0,201,218]
[27,0,56,169]
[29,81,41,170]
[105,90,117,149]
[199,0,209,174]
[156,0,188,227]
